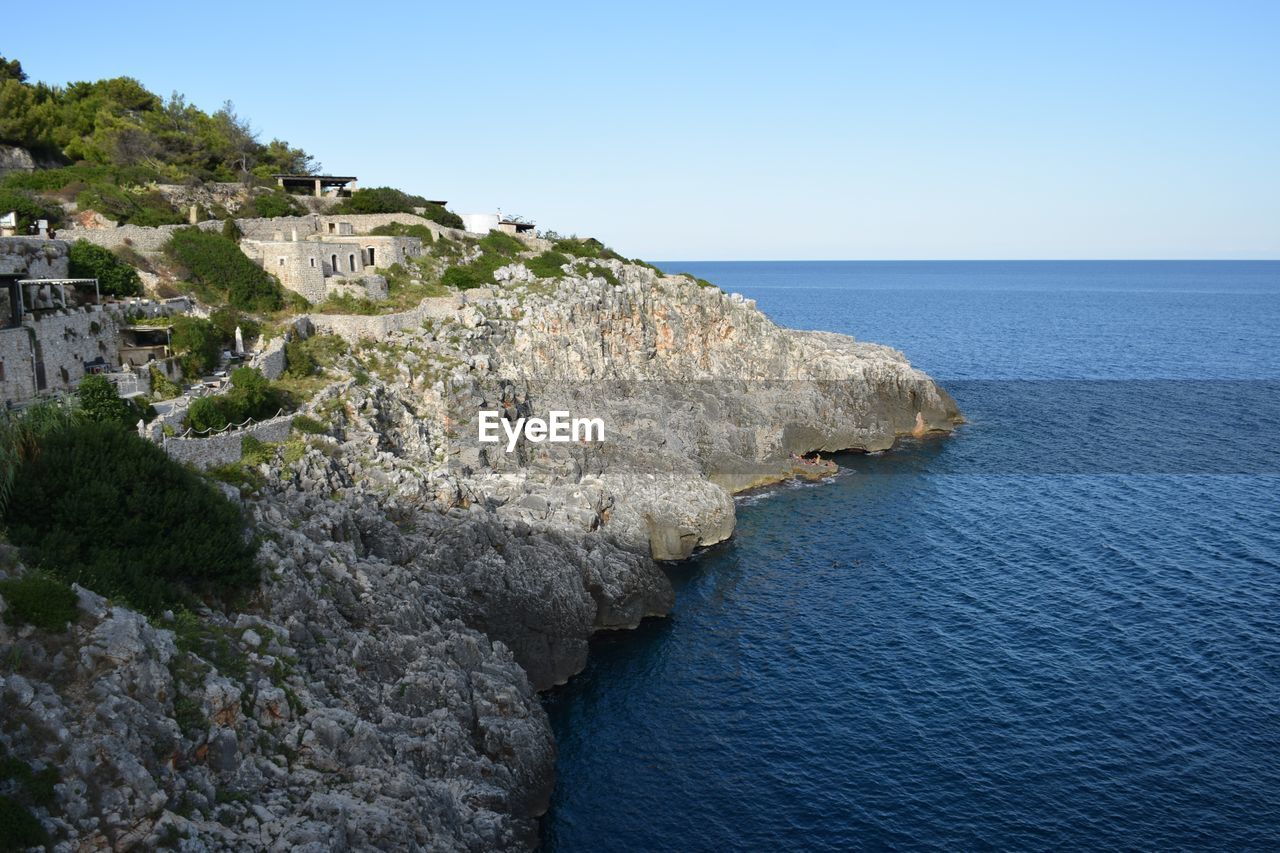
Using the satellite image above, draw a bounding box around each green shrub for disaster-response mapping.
[526,250,570,279]
[75,374,146,428]
[552,237,625,262]
[579,262,619,286]
[284,334,346,378]
[164,227,283,311]
[291,414,325,434]
[170,315,223,378]
[330,187,418,215]
[0,747,57,808]
[3,419,259,614]
[149,364,182,399]
[478,229,524,258]
[317,292,380,315]
[240,434,273,466]
[76,184,184,226]
[330,188,463,228]
[420,202,463,229]
[369,222,433,242]
[0,795,48,850]
[208,306,260,346]
[0,187,62,231]
[243,189,304,219]
[0,573,78,631]
[441,264,493,290]
[186,367,282,432]
[221,218,243,243]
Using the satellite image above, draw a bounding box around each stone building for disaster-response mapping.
[241,223,423,306]
[0,237,122,404]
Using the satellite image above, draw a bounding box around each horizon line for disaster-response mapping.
[652,258,1280,263]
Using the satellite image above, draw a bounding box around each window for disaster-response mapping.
[330,254,338,273]
[0,361,5,381]
[278,257,285,266]
[310,257,316,268]
[348,253,356,271]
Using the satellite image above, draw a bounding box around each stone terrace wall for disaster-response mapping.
[304,295,462,343]
[61,221,220,254]
[0,237,70,277]
[160,413,294,469]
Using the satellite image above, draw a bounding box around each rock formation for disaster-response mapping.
[0,260,959,850]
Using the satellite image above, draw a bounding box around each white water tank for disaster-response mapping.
[460,213,500,234]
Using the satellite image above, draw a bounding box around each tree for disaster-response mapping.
[170,315,223,378]
[75,375,138,427]
[67,240,143,296]
[0,55,27,83]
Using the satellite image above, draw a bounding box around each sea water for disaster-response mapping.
[542,261,1280,850]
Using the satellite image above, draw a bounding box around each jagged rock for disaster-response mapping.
[0,259,957,850]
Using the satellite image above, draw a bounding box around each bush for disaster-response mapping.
[331,187,464,228]
[527,250,570,279]
[284,334,346,378]
[164,227,283,311]
[75,183,184,226]
[75,374,146,428]
[284,340,316,377]
[186,367,282,432]
[330,186,418,215]
[0,795,48,850]
[149,364,182,399]
[553,237,625,262]
[170,315,223,378]
[0,187,62,231]
[291,414,326,434]
[0,573,78,631]
[208,306,260,346]
[3,420,259,614]
[221,218,243,243]
[478,229,524,258]
[441,264,494,290]
[369,222,433,243]
[67,239,143,296]
[243,189,304,218]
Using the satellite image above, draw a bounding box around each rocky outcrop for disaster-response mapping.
[0,259,958,850]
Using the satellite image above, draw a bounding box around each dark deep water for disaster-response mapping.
[541,261,1280,850]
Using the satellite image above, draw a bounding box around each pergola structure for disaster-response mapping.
[11,278,100,325]
[273,174,358,198]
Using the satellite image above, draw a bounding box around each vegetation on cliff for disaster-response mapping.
[2,417,259,614]
[67,239,143,295]
[163,227,284,311]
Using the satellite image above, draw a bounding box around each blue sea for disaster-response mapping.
[541,261,1280,851]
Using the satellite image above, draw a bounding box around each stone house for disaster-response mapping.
[241,223,423,306]
[0,237,122,404]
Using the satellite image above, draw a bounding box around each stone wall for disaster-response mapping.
[242,239,328,303]
[0,306,122,403]
[59,221,220,254]
[0,237,70,278]
[304,295,462,343]
[0,326,37,402]
[160,413,295,469]
[252,336,288,380]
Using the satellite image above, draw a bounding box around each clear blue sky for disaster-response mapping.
[6,1,1278,260]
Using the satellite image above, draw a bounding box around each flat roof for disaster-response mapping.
[16,278,98,286]
[273,174,357,182]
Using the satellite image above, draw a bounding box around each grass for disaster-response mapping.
[0,573,78,632]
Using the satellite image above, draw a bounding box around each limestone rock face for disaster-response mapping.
[0,260,958,850]
[0,144,36,175]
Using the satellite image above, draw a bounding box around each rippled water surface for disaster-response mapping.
[542,261,1280,850]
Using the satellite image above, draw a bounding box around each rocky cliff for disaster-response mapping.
[0,261,958,850]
